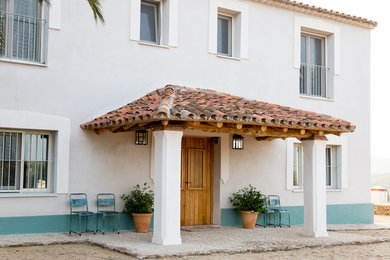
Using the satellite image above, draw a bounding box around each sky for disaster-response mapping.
[301,0,390,160]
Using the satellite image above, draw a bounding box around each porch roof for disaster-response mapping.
[81,85,355,139]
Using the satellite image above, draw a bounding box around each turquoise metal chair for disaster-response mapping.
[69,193,96,235]
[267,195,290,227]
[96,193,120,234]
[256,208,276,228]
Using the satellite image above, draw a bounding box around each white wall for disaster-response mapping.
[0,0,371,217]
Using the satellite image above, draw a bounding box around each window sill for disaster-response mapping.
[138,41,170,49]
[216,54,241,61]
[291,189,343,193]
[0,58,47,67]
[0,193,57,198]
[300,95,334,102]
[291,189,304,193]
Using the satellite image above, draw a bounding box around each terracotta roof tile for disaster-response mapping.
[81,85,355,133]
[262,0,377,29]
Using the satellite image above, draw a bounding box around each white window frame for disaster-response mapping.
[286,136,347,192]
[300,32,328,98]
[294,16,340,100]
[326,145,341,189]
[130,0,178,48]
[0,0,49,65]
[217,13,233,57]
[0,110,70,196]
[292,143,304,190]
[140,0,160,44]
[0,129,54,193]
[209,0,248,60]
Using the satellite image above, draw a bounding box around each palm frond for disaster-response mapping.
[38,0,104,23]
[87,0,105,24]
[0,8,5,55]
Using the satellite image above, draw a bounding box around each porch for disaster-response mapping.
[81,85,356,245]
[0,226,387,259]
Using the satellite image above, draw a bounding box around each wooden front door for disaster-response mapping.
[181,137,213,226]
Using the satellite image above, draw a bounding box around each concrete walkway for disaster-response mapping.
[0,225,389,259]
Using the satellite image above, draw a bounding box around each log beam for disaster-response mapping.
[95,128,107,135]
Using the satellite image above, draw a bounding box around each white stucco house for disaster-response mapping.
[0,0,376,245]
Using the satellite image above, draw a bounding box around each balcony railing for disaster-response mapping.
[0,12,47,64]
[300,64,329,98]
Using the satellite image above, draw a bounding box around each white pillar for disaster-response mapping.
[302,136,328,237]
[152,130,183,245]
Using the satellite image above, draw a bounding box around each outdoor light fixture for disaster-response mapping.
[135,130,148,145]
[232,134,244,150]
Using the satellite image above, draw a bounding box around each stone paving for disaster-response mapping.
[0,226,389,259]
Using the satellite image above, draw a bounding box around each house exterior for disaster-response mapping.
[0,0,376,245]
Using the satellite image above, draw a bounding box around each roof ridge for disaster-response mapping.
[154,85,176,119]
[256,0,377,29]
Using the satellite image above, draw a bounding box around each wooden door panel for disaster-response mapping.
[181,137,213,226]
[187,149,205,189]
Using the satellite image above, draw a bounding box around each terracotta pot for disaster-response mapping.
[240,211,259,229]
[132,213,153,233]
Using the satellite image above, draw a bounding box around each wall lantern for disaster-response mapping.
[232,135,244,150]
[135,130,148,145]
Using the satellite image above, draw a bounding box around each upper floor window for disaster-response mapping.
[208,0,248,60]
[0,130,53,193]
[217,14,232,57]
[300,33,328,98]
[140,0,160,44]
[0,0,47,64]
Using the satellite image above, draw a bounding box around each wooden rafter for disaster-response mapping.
[92,120,343,140]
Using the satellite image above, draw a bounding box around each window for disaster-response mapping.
[0,130,52,193]
[140,0,160,44]
[208,0,248,59]
[0,0,47,64]
[300,33,328,98]
[130,0,178,47]
[293,143,303,189]
[326,145,339,189]
[291,143,341,190]
[217,14,232,57]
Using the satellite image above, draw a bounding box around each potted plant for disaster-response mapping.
[229,185,266,229]
[121,183,154,233]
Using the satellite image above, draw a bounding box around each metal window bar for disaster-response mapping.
[1,133,4,190]
[0,12,46,63]
[300,63,328,98]
[23,133,49,191]
[0,131,21,192]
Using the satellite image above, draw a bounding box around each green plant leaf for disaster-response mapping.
[37,0,104,23]
[229,185,267,213]
[121,183,154,213]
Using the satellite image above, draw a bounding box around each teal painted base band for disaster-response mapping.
[0,204,373,235]
[0,213,154,235]
[221,203,374,227]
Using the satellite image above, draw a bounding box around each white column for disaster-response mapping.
[302,136,328,237]
[152,130,183,245]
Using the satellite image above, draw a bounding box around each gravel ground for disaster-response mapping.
[0,226,389,259]
[1,230,390,260]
